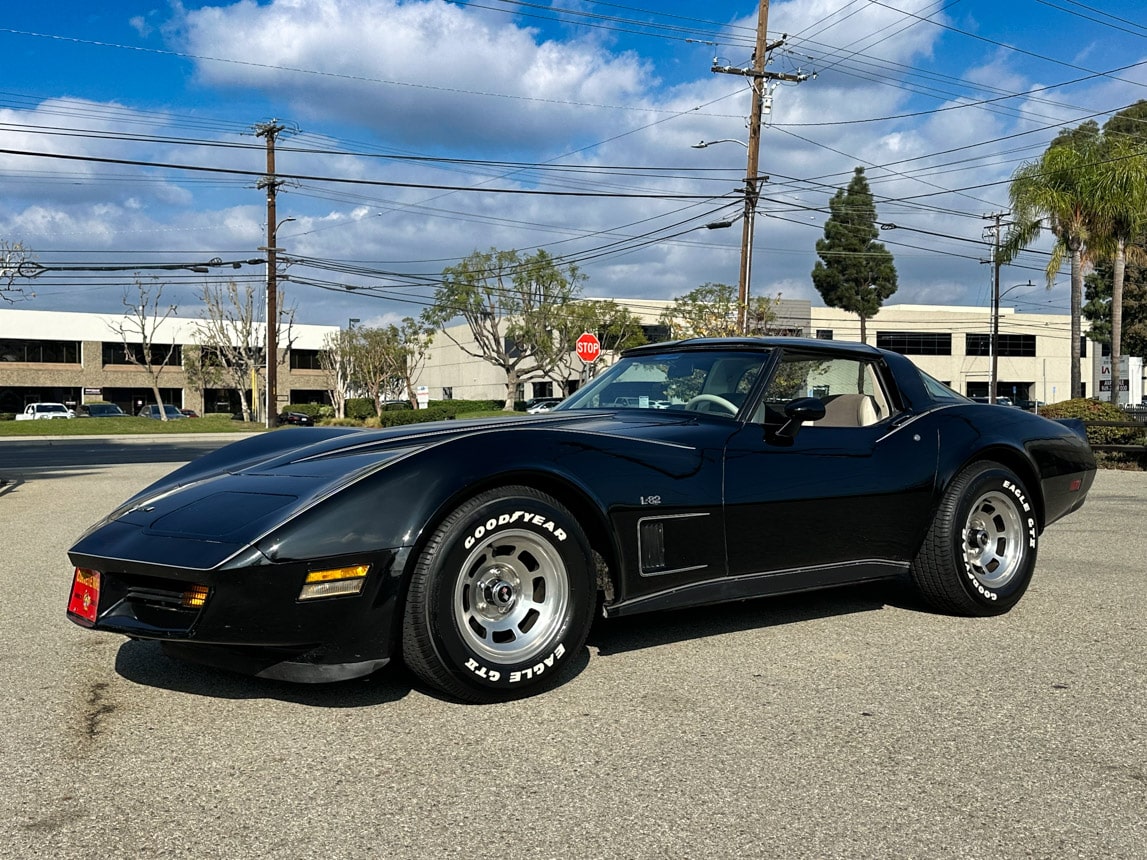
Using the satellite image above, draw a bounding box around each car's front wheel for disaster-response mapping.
[910,461,1039,616]
[402,486,595,702]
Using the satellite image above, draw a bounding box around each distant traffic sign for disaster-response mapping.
[575,332,601,363]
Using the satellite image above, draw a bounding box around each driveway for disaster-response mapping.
[1,464,1143,859]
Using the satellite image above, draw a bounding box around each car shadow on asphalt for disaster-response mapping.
[115,640,416,708]
[0,467,104,488]
[113,578,929,707]
[588,577,929,655]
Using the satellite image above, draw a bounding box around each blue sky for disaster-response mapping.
[2,1,1147,328]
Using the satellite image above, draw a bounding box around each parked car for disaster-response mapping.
[67,337,1096,703]
[526,397,564,414]
[137,404,186,420]
[16,402,73,420]
[279,411,314,426]
[179,408,200,418]
[78,403,129,418]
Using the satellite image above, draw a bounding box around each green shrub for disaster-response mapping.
[0,413,14,422]
[430,399,503,414]
[1039,398,1145,445]
[283,402,326,420]
[345,398,376,421]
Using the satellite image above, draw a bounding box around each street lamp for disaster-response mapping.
[991,280,1034,404]
[692,138,766,334]
[692,139,748,150]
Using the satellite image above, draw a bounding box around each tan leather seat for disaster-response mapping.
[818,393,879,427]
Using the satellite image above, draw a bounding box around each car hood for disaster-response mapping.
[69,410,709,571]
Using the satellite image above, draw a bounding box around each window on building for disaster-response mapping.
[876,332,952,355]
[290,349,323,370]
[442,387,453,400]
[102,342,182,367]
[815,329,833,340]
[287,389,331,406]
[965,333,1036,357]
[0,339,80,363]
[1080,337,1087,358]
[641,324,671,343]
[532,381,554,398]
[1100,341,1110,357]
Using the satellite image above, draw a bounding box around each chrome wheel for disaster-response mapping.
[453,528,570,664]
[962,490,1025,589]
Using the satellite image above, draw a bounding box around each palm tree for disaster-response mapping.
[1088,136,1147,403]
[1000,133,1104,398]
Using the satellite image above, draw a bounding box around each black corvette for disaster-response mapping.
[67,338,1095,702]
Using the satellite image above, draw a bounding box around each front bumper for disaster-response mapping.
[67,546,410,683]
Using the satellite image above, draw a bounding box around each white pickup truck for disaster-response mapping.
[15,402,74,420]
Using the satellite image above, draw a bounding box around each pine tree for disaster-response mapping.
[811,167,898,343]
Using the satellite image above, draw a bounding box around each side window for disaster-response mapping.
[754,354,894,428]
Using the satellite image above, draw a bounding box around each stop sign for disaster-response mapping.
[575,332,601,363]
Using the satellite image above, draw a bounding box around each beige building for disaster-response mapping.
[0,308,339,417]
[810,304,1100,404]
[415,300,1105,406]
[2,302,1125,415]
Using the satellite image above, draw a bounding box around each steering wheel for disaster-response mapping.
[683,394,739,415]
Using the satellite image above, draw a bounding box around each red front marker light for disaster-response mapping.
[68,568,101,624]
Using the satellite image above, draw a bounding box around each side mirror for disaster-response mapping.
[772,397,825,441]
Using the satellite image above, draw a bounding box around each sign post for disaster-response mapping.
[575,332,601,364]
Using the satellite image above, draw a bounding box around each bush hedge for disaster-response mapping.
[1038,398,1146,445]
[282,402,333,420]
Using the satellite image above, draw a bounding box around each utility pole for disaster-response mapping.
[982,212,1009,404]
[711,1,808,334]
[256,120,285,428]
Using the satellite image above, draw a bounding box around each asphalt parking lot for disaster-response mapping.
[1,464,1143,859]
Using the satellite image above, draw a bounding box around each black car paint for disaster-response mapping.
[67,337,1096,682]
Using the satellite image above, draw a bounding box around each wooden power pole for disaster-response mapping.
[256,120,285,428]
[711,1,808,333]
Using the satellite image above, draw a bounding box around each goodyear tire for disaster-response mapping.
[910,461,1039,616]
[402,486,595,702]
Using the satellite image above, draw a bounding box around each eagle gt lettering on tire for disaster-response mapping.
[402,486,595,702]
[910,461,1038,616]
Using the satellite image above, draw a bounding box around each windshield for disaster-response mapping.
[558,350,773,417]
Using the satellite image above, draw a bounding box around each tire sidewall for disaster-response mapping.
[423,492,593,694]
[949,466,1038,610]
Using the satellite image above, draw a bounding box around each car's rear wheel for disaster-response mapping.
[402,486,595,702]
[910,461,1038,616]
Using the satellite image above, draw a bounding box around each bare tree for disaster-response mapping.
[394,317,435,407]
[193,280,296,422]
[423,248,583,410]
[106,278,181,420]
[1,241,36,304]
[320,328,356,419]
[660,283,782,339]
[181,345,226,415]
[353,326,405,414]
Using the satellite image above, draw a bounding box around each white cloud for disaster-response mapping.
[5,0,1131,325]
